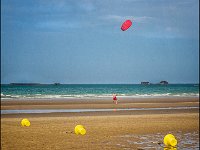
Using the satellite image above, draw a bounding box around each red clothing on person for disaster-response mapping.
[113,96,117,100]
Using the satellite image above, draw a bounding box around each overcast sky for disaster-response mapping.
[1,0,199,84]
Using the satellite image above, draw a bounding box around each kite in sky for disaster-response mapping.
[121,20,132,31]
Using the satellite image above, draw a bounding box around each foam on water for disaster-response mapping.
[1,84,199,100]
[1,93,199,100]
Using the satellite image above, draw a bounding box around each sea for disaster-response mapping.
[1,84,199,100]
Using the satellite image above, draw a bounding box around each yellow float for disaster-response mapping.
[21,118,31,127]
[74,125,86,135]
[164,134,177,147]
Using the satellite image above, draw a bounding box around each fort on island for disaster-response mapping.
[159,81,168,85]
[141,82,150,85]
[141,81,168,85]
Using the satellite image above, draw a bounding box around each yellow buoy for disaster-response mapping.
[164,134,177,147]
[21,118,31,127]
[164,147,177,150]
[74,125,86,135]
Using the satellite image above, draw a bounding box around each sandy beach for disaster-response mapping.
[1,97,199,149]
[2,0,199,149]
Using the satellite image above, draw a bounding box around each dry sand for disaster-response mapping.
[1,97,199,150]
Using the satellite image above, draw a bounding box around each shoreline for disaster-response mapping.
[1,97,199,110]
[1,97,199,149]
[1,95,199,101]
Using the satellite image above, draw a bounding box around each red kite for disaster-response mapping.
[121,20,132,31]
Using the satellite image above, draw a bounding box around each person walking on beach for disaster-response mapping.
[112,93,118,104]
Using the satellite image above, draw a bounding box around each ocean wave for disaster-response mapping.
[1,93,199,100]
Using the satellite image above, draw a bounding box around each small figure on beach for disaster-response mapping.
[112,93,118,104]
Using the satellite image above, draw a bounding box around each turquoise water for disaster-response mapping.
[1,84,199,100]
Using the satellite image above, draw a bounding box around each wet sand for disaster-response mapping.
[1,97,199,149]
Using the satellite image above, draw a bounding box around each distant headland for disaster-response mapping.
[10,83,61,86]
[10,83,41,86]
